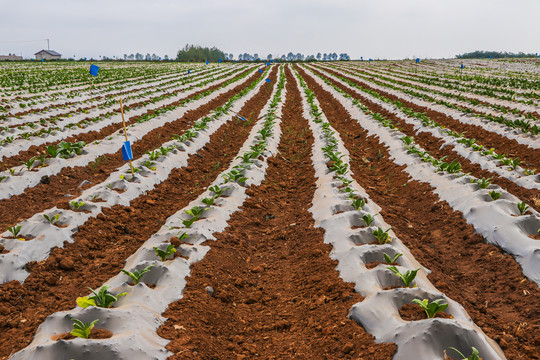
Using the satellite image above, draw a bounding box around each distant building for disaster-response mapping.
[0,54,23,61]
[34,50,62,60]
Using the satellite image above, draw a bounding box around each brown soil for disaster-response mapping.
[0,67,253,170]
[52,328,113,341]
[0,67,276,359]
[296,65,540,360]
[156,66,396,360]
[0,68,263,231]
[317,65,540,170]
[398,303,453,321]
[306,66,540,212]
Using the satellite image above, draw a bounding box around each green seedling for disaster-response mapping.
[121,265,155,285]
[351,197,366,210]
[361,213,376,226]
[517,201,530,215]
[146,150,160,161]
[38,154,48,167]
[70,200,85,211]
[154,244,176,261]
[7,224,22,237]
[447,346,481,360]
[20,157,36,170]
[77,285,127,308]
[0,176,6,182]
[472,177,491,189]
[387,266,421,287]
[223,169,247,184]
[202,197,215,206]
[488,191,501,200]
[401,135,414,146]
[383,252,402,265]
[209,185,227,197]
[372,227,392,244]
[8,168,16,175]
[43,213,59,225]
[524,168,536,176]
[412,298,449,318]
[70,319,98,339]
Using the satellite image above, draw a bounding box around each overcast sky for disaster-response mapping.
[1,0,539,60]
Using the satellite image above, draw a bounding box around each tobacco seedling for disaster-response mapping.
[7,224,22,237]
[447,347,481,360]
[0,176,6,182]
[43,213,60,225]
[202,197,215,206]
[71,319,98,339]
[121,265,155,285]
[77,285,127,308]
[209,185,227,197]
[472,177,492,189]
[387,266,421,287]
[517,201,530,215]
[372,227,392,244]
[412,298,448,318]
[524,168,536,176]
[361,213,376,226]
[223,169,247,184]
[486,190,501,200]
[70,200,85,211]
[20,157,36,170]
[383,252,402,265]
[146,150,160,161]
[351,197,366,210]
[154,244,176,261]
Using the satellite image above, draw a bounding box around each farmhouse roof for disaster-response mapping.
[34,50,62,56]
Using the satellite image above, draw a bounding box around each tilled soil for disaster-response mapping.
[0,68,276,359]
[156,67,397,359]
[317,65,540,170]
[297,65,540,360]
[304,66,540,212]
[0,68,264,230]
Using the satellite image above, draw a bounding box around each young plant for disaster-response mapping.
[372,227,392,244]
[20,157,36,170]
[202,197,215,206]
[121,264,155,285]
[524,168,536,176]
[412,298,449,318]
[7,224,22,237]
[488,191,501,200]
[70,200,85,211]
[209,185,227,197]
[77,285,127,308]
[517,201,530,215]
[43,213,60,225]
[447,347,481,360]
[154,244,176,261]
[383,252,402,265]
[70,319,99,339]
[387,266,421,287]
[351,197,366,210]
[362,213,376,226]
[223,169,247,184]
[472,177,491,189]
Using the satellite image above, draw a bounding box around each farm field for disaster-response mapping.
[0,59,538,360]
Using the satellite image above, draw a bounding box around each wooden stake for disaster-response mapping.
[119,98,135,176]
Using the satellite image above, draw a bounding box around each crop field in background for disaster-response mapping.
[0,59,538,360]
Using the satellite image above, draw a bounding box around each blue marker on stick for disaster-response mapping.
[122,141,133,161]
[266,78,271,83]
[89,64,100,76]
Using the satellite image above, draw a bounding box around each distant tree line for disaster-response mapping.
[456,50,538,59]
[176,44,226,62]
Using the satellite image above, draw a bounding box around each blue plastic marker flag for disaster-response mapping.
[461,64,464,69]
[237,115,247,121]
[218,58,221,63]
[416,58,420,63]
[206,60,209,65]
[122,141,133,161]
[84,57,87,61]
[258,69,263,74]
[188,69,191,74]
[266,78,271,83]
[89,64,100,76]
[41,59,44,63]
[489,55,492,59]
